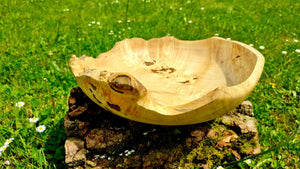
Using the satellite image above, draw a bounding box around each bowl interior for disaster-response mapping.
[92,37,257,107]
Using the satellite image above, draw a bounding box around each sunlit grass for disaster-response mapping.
[0,0,299,168]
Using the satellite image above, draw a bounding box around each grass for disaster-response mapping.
[0,0,299,168]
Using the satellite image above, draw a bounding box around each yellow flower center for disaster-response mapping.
[245,159,251,164]
[269,82,276,88]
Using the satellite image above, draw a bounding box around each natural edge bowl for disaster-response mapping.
[70,36,264,125]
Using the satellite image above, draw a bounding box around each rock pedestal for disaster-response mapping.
[64,87,261,169]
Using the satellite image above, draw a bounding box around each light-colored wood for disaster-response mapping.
[70,36,264,125]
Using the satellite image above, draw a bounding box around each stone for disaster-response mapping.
[65,138,85,166]
[238,100,254,116]
[206,129,218,139]
[190,129,206,142]
[64,116,89,137]
[84,128,132,152]
[64,87,261,168]
[221,112,258,134]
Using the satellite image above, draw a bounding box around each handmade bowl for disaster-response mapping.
[70,36,264,125]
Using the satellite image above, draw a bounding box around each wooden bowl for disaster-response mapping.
[70,36,264,125]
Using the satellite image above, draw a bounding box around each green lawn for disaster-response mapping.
[0,0,299,168]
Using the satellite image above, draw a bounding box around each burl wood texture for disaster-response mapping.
[70,36,264,125]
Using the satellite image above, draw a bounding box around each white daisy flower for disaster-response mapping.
[4,138,14,146]
[201,7,204,10]
[16,102,25,107]
[244,159,252,164]
[118,20,122,23]
[88,24,92,27]
[188,20,192,24]
[36,125,46,133]
[294,39,298,42]
[249,44,254,47]
[282,51,287,54]
[92,21,96,24]
[97,22,100,25]
[296,49,300,53]
[215,33,219,37]
[259,46,265,50]
[0,145,9,152]
[29,117,39,123]
[216,166,224,169]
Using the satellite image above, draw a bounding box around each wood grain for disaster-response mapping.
[70,36,264,125]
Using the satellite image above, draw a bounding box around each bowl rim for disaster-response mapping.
[70,36,265,125]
